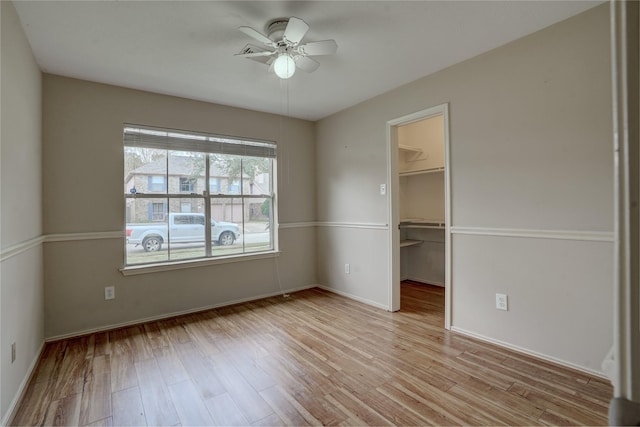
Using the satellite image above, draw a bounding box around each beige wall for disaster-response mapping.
[42,75,317,338]
[316,4,612,373]
[0,1,45,422]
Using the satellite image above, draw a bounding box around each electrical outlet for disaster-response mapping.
[105,286,115,300]
[11,342,16,363]
[495,293,508,311]
[380,184,386,195]
[345,263,350,274]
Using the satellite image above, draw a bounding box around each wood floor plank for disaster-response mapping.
[259,385,322,426]
[225,351,276,392]
[167,380,214,426]
[32,341,66,384]
[204,392,250,426]
[509,381,608,425]
[109,329,138,393]
[112,387,147,426]
[43,393,82,426]
[126,326,154,363]
[447,383,540,426]
[283,391,347,426]
[93,332,111,357]
[208,352,275,423]
[181,315,223,357]
[10,380,55,426]
[357,386,427,426]
[459,346,610,415]
[109,353,138,393]
[79,355,112,426]
[173,341,226,399]
[52,338,89,401]
[250,412,285,426]
[142,322,170,350]
[84,416,113,427]
[10,282,612,427]
[151,346,189,386]
[134,358,180,426]
[325,387,392,426]
[376,381,464,425]
[157,319,192,345]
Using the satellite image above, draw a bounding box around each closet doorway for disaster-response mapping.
[386,104,451,328]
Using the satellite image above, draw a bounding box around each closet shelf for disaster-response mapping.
[399,166,444,177]
[398,144,425,162]
[400,239,423,248]
[400,219,446,229]
[398,144,422,153]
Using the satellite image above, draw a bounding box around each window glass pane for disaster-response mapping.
[124,148,167,195]
[168,151,204,194]
[210,154,243,195]
[228,179,241,195]
[243,156,272,195]
[125,198,169,264]
[167,198,206,261]
[209,177,221,194]
[243,197,273,254]
[211,198,243,256]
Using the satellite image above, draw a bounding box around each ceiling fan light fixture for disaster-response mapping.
[273,54,296,79]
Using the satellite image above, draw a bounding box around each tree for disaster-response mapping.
[261,199,270,217]
[124,147,165,177]
[212,155,269,192]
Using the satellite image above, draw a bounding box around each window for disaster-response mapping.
[228,179,240,194]
[150,202,165,221]
[180,177,196,193]
[124,125,276,266]
[149,176,166,192]
[209,178,221,193]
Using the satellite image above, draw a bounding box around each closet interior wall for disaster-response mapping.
[398,114,446,286]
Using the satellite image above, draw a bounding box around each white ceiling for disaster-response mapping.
[13,1,601,121]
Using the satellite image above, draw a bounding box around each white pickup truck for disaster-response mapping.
[126,213,241,252]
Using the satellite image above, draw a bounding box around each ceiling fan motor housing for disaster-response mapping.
[266,18,290,42]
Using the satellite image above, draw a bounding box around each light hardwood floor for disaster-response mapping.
[11,282,612,426]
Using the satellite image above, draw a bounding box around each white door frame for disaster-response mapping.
[386,103,452,329]
[610,0,640,414]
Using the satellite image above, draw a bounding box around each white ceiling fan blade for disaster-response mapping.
[283,17,309,45]
[239,26,276,47]
[295,55,320,73]
[297,40,338,56]
[236,44,275,58]
[236,50,275,58]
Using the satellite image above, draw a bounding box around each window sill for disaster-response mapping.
[120,251,280,276]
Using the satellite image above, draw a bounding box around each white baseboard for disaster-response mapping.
[316,285,390,311]
[46,284,316,342]
[451,326,610,380]
[2,341,45,427]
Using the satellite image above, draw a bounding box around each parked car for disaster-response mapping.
[126,213,241,252]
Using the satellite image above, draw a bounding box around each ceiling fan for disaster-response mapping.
[236,17,338,79]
